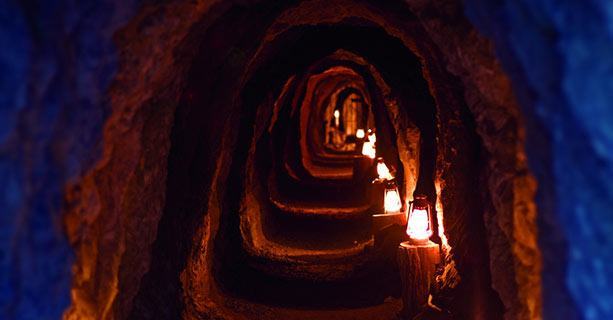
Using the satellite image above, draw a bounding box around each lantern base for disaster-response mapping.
[408,237,430,246]
[397,240,440,320]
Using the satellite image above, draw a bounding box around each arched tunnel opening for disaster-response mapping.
[6,0,613,320]
[116,6,510,319]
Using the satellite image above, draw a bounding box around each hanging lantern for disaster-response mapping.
[384,180,402,213]
[356,128,365,139]
[376,157,394,180]
[406,194,433,243]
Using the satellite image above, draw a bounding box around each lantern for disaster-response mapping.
[384,180,402,213]
[356,129,365,139]
[333,109,340,127]
[376,157,394,180]
[406,194,433,243]
[361,140,376,159]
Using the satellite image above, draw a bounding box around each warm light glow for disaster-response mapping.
[407,208,432,240]
[435,181,450,251]
[356,129,365,139]
[333,109,340,126]
[376,158,394,180]
[361,141,376,159]
[384,187,402,213]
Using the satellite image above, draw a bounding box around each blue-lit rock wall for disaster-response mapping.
[0,1,136,319]
[465,1,613,319]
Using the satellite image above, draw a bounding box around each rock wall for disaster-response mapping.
[403,1,541,319]
[3,0,607,319]
[465,0,613,319]
[0,1,138,318]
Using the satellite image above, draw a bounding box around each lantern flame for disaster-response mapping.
[356,129,365,139]
[406,208,433,240]
[384,188,402,213]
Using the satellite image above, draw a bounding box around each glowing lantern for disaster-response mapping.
[333,109,340,127]
[361,141,376,159]
[384,181,402,213]
[356,129,365,139]
[376,157,394,180]
[406,194,433,243]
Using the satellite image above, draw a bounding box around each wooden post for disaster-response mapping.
[397,240,440,319]
[353,157,373,181]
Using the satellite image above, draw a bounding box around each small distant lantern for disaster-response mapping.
[384,180,403,213]
[356,129,365,139]
[406,194,433,244]
[361,141,376,159]
[333,109,340,127]
[376,157,394,180]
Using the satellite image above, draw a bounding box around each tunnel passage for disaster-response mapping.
[132,20,496,319]
[209,26,434,308]
[211,23,447,305]
[61,1,542,320]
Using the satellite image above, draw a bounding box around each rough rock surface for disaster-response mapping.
[465,0,613,319]
[3,0,607,319]
[403,1,542,319]
[0,0,138,318]
[62,1,225,318]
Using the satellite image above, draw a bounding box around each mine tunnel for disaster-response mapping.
[3,0,613,320]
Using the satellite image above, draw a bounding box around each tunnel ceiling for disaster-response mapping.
[59,1,542,320]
